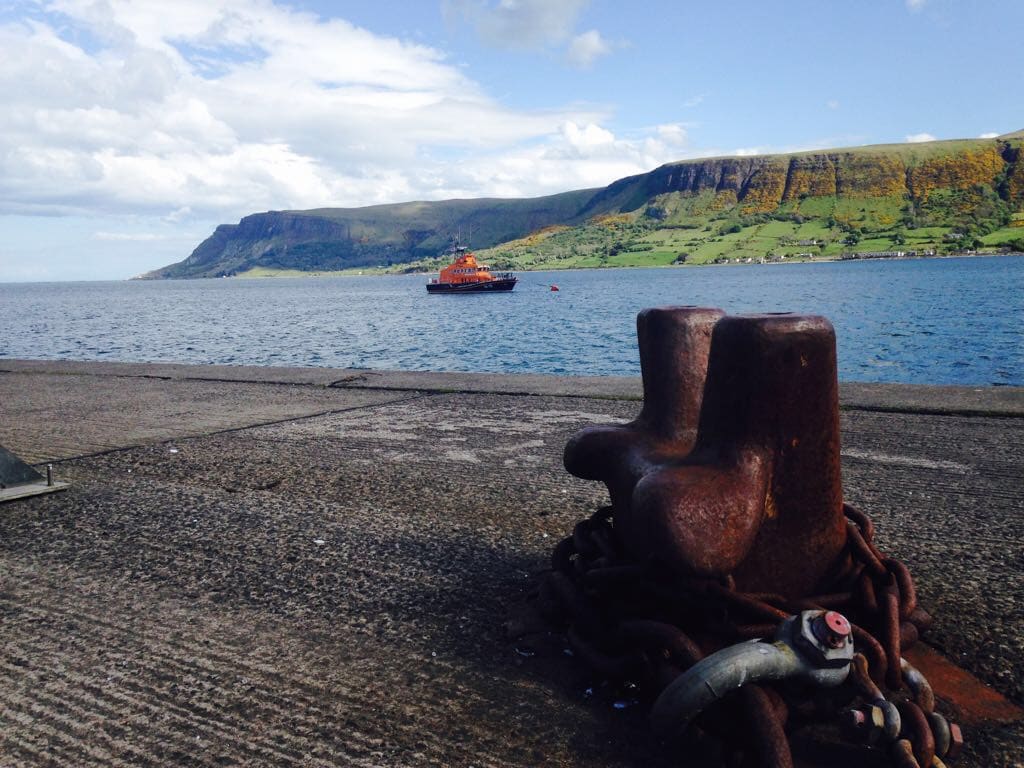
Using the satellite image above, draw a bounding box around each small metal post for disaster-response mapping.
[46,464,53,487]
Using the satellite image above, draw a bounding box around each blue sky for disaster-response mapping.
[1,0,1021,281]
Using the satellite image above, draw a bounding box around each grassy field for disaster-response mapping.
[239,196,1022,278]
[444,184,1023,271]
[484,134,1023,271]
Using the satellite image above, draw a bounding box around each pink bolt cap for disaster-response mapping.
[824,611,852,638]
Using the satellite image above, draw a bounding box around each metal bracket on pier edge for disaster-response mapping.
[0,444,69,503]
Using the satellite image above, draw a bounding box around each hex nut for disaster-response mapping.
[794,610,854,668]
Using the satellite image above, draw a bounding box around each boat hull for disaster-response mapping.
[426,278,517,294]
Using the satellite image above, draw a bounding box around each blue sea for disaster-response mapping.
[1,256,1021,386]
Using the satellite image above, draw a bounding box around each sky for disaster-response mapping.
[1,0,1022,281]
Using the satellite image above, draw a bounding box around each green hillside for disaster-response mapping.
[424,135,1024,272]
[143,132,1024,279]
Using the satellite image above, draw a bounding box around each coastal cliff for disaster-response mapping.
[142,191,597,278]
[583,141,1016,214]
[143,131,1024,278]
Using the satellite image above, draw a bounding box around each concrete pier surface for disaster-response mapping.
[0,360,1021,767]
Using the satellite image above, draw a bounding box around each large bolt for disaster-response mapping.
[813,610,852,649]
[796,610,854,668]
[840,706,887,745]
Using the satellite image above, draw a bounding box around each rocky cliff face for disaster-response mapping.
[146,213,360,278]
[586,141,1019,216]
[1004,143,1024,204]
[144,133,1024,278]
[144,189,598,278]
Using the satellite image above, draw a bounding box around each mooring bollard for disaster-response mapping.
[536,307,954,768]
[564,306,723,513]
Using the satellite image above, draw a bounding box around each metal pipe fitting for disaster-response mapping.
[650,610,853,738]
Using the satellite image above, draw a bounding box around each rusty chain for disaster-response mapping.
[531,502,961,767]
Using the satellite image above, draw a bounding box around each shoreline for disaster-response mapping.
[2,359,1022,412]
[2,355,1022,391]
[2,251,1018,285]
[225,249,1023,279]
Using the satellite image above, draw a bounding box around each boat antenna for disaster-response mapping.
[453,224,473,249]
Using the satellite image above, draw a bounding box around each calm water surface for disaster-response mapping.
[1,256,1021,385]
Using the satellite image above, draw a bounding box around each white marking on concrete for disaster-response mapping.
[841,449,970,474]
[443,450,481,464]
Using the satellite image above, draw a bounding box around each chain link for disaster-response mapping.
[533,503,952,767]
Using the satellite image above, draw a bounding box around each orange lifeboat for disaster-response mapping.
[426,247,517,293]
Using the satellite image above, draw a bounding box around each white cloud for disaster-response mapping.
[906,0,927,10]
[0,0,674,230]
[444,0,589,48]
[561,121,614,149]
[566,29,610,68]
[826,99,840,110]
[656,124,688,146]
[93,231,167,241]
[905,132,937,143]
[164,206,193,223]
[438,120,692,197]
[446,0,621,69]
[683,95,704,108]
[978,132,999,139]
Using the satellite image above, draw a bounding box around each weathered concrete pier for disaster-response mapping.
[0,360,1021,767]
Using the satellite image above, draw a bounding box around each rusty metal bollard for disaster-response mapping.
[534,307,956,767]
[564,310,849,598]
[564,306,723,513]
[532,305,954,765]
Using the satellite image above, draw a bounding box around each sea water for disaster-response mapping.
[1,255,1021,386]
